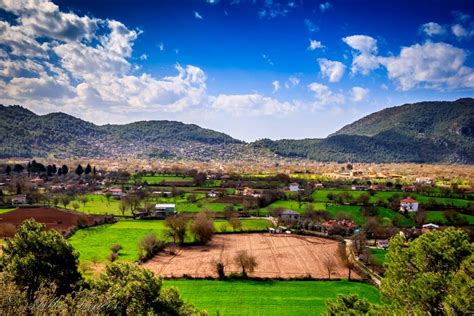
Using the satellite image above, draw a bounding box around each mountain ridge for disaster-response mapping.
[0,98,473,163]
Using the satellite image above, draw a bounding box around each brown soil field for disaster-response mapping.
[0,207,107,237]
[143,233,358,279]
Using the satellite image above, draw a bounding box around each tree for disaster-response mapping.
[325,294,377,315]
[60,194,73,209]
[78,195,88,211]
[71,202,80,211]
[443,253,474,314]
[138,233,165,261]
[234,250,257,277]
[381,228,473,314]
[61,164,68,175]
[83,262,203,315]
[5,165,11,175]
[165,215,188,245]
[1,220,82,300]
[229,216,242,231]
[105,192,112,206]
[13,164,24,174]
[84,163,92,175]
[119,200,129,217]
[75,164,84,176]
[190,211,215,244]
[323,256,336,279]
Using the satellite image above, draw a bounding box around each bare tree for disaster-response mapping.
[191,211,215,244]
[119,200,129,217]
[323,256,336,279]
[234,250,257,277]
[229,215,242,231]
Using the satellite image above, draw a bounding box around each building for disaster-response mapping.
[11,194,27,204]
[155,204,176,217]
[400,197,419,213]
[422,223,439,233]
[207,190,218,198]
[351,185,368,191]
[278,209,300,221]
[109,188,124,197]
[289,182,300,192]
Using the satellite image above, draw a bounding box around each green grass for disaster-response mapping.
[326,205,365,225]
[370,249,387,266]
[165,280,382,315]
[425,211,474,225]
[0,208,16,214]
[67,194,124,215]
[69,219,272,263]
[140,175,193,184]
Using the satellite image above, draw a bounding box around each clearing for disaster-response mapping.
[143,233,355,279]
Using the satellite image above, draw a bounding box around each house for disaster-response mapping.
[400,197,419,213]
[289,182,300,192]
[278,209,300,221]
[322,219,358,231]
[377,239,389,249]
[313,183,324,189]
[109,188,124,197]
[351,185,368,191]
[155,204,176,217]
[402,185,417,192]
[11,194,27,204]
[208,190,218,198]
[416,177,434,185]
[422,223,439,233]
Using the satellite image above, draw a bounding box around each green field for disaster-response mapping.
[69,218,272,263]
[165,280,382,315]
[370,249,387,266]
[425,211,474,225]
[0,208,16,214]
[140,175,193,184]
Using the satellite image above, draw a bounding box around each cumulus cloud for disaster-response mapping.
[342,35,379,75]
[272,80,280,93]
[304,19,318,33]
[451,24,472,39]
[317,58,345,83]
[378,42,474,90]
[194,11,203,19]
[420,22,446,36]
[308,82,344,107]
[308,39,324,50]
[211,94,297,116]
[319,2,332,12]
[351,87,369,102]
[285,76,300,88]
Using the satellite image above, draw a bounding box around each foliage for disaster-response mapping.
[138,233,165,261]
[234,250,257,277]
[381,227,473,314]
[190,212,215,244]
[165,215,189,245]
[1,220,82,299]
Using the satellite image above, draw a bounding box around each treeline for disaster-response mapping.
[3,160,97,177]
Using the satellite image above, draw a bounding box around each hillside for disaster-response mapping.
[252,98,474,163]
[0,98,473,163]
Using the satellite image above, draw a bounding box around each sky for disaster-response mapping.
[0,0,473,141]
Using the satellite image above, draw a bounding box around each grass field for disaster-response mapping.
[69,218,272,263]
[425,211,474,225]
[0,208,16,214]
[164,279,382,315]
[140,175,194,184]
[370,249,387,266]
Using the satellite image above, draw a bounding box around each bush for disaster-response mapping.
[108,251,118,262]
[110,243,123,253]
[190,212,215,244]
[138,233,165,261]
[215,261,226,279]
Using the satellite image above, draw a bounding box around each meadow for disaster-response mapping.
[69,218,272,263]
[165,279,382,315]
[370,249,387,266]
[138,175,193,184]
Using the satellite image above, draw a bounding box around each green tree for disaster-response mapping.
[1,220,82,300]
[5,165,11,175]
[381,227,473,314]
[190,211,215,244]
[75,164,84,176]
[165,215,188,245]
[84,163,92,175]
[443,253,474,314]
[325,294,378,315]
[61,164,68,175]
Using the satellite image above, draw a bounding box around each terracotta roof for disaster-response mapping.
[401,198,417,203]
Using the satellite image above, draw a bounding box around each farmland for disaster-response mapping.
[143,234,353,279]
[69,219,272,263]
[164,279,382,315]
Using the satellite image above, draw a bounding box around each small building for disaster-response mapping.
[11,194,27,204]
[400,197,419,213]
[278,209,300,221]
[416,177,434,185]
[155,204,176,217]
[109,188,124,197]
[377,239,389,249]
[208,190,218,198]
[351,185,368,191]
[422,223,439,233]
[313,183,324,189]
[289,182,300,192]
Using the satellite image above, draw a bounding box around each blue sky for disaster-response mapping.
[0,0,473,141]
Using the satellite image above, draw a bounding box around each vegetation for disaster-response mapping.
[165,280,381,315]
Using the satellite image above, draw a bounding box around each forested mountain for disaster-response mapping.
[0,98,473,163]
[254,98,474,163]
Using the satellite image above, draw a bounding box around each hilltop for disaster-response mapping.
[0,98,473,163]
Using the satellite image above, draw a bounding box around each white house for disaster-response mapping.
[400,197,419,213]
[207,190,218,198]
[155,203,176,217]
[11,194,27,204]
[289,183,300,192]
[109,188,124,197]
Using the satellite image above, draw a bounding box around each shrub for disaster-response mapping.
[108,251,118,262]
[138,233,165,261]
[190,212,215,244]
[110,243,123,254]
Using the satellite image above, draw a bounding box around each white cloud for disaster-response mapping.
[451,24,472,39]
[342,35,379,75]
[308,82,344,107]
[378,41,474,90]
[304,19,318,33]
[285,76,300,88]
[308,39,324,50]
[319,2,332,12]
[420,22,446,36]
[317,58,345,82]
[272,80,280,93]
[194,11,203,19]
[139,53,148,60]
[159,42,164,51]
[351,87,369,102]
[211,94,297,116]
[262,53,274,66]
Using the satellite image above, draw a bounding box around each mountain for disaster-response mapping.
[0,98,473,163]
[253,98,474,163]
[0,105,251,160]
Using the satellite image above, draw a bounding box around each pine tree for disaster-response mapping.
[84,163,92,175]
[75,164,84,176]
[5,165,11,175]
